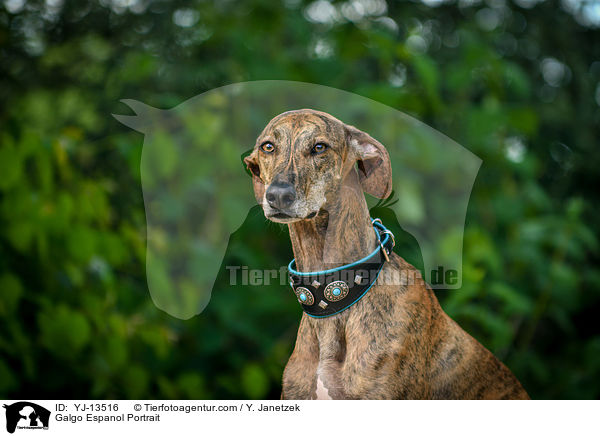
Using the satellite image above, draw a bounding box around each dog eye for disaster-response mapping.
[260,142,275,153]
[312,143,328,154]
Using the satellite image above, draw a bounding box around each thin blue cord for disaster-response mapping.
[287,218,390,277]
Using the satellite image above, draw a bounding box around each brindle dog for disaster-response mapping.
[244,109,529,399]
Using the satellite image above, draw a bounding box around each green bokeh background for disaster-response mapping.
[1,0,599,399]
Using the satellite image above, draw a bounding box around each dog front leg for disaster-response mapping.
[281,315,320,399]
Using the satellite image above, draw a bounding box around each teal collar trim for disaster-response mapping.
[287,218,392,276]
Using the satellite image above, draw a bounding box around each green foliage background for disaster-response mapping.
[1,0,599,399]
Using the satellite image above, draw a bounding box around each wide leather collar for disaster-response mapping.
[287,218,395,318]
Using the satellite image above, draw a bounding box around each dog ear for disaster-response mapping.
[243,149,265,203]
[345,124,392,199]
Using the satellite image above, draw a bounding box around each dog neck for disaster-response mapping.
[287,170,377,272]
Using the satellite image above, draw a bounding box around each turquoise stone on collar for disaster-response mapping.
[294,286,314,305]
[324,280,349,301]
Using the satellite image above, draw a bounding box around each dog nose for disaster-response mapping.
[266,183,296,209]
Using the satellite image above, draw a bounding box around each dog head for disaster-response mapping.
[244,109,392,223]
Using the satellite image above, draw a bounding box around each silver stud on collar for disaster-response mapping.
[311,280,321,288]
[318,300,328,309]
[354,274,363,285]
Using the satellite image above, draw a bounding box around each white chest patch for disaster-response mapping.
[315,376,333,400]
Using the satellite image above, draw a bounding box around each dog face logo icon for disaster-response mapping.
[3,402,50,434]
